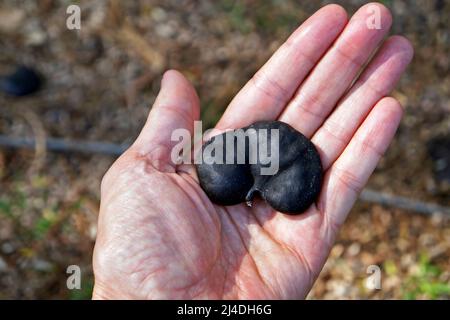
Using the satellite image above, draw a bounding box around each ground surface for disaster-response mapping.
[0,0,449,299]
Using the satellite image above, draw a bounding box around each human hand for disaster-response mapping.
[92,3,413,299]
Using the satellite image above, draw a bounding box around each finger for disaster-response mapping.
[216,4,348,130]
[130,69,200,172]
[280,2,392,137]
[312,35,413,170]
[318,97,403,238]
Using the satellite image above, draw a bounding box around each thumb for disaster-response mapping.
[130,69,200,172]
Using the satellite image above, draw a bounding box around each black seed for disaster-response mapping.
[0,66,42,97]
[196,120,323,214]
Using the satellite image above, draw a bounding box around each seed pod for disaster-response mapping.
[196,120,323,214]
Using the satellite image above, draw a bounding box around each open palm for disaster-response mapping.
[93,3,413,299]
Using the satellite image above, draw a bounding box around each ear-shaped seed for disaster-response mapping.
[196,121,323,214]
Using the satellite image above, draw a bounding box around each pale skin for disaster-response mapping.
[93,3,413,299]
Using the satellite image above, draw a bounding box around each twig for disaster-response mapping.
[360,189,450,215]
[119,25,165,71]
[20,108,47,175]
[1,134,449,215]
[0,135,128,156]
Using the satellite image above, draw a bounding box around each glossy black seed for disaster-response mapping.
[196,120,323,214]
[0,66,41,97]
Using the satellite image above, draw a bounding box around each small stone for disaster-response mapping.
[89,224,97,240]
[0,8,25,33]
[32,259,53,272]
[151,7,167,22]
[331,244,344,258]
[347,242,361,257]
[1,242,15,254]
[25,29,47,46]
[155,23,175,38]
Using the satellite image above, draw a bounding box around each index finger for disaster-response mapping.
[216,4,348,130]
